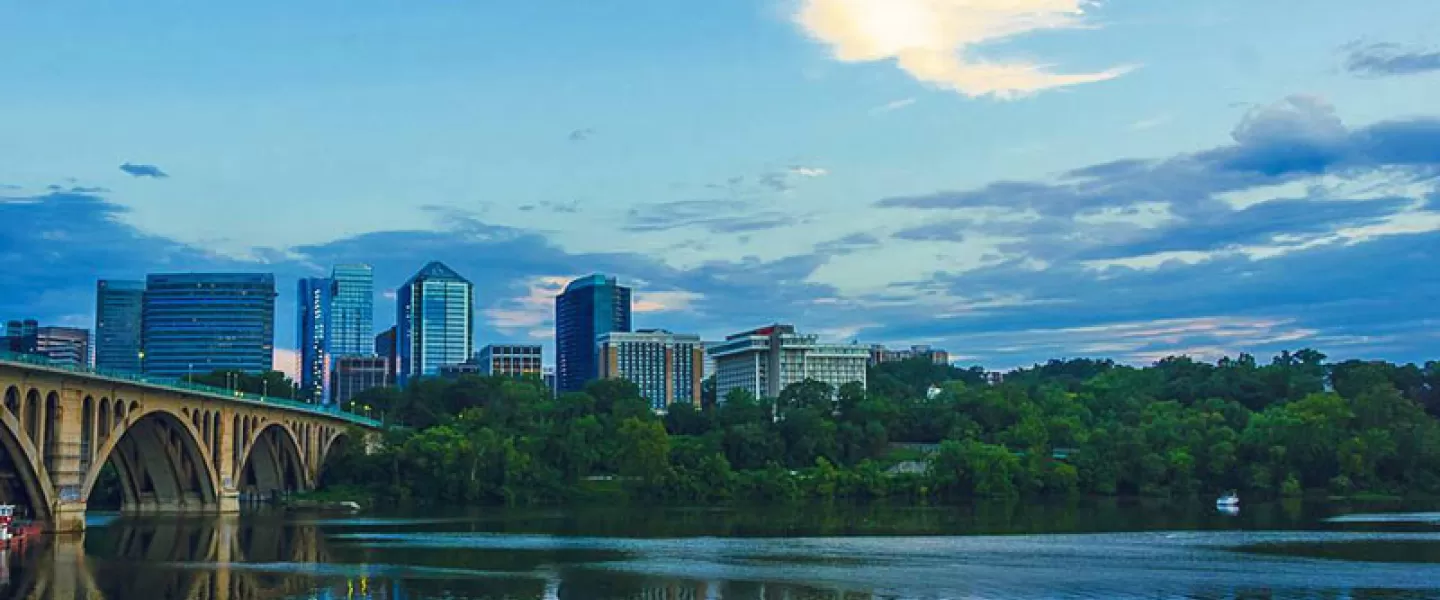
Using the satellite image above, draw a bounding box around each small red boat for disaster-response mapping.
[0,505,39,548]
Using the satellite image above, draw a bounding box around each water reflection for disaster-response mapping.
[4,505,1440,599]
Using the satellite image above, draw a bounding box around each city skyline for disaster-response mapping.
[2,1,1439,371]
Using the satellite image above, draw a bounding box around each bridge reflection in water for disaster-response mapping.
[0,517,882,600]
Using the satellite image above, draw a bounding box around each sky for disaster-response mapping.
[2,0,1439,375]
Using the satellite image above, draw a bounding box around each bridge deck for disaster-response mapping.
[0,351,380,428]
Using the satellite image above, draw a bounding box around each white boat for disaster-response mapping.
[1216,492,1240,507]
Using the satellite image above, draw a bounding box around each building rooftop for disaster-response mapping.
[405,261,469,285]
[560,273,619,294]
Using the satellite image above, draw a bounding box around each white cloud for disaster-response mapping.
[790,166,829,178]
[633,290,702,313]
[1127,114,1172,131]
[484,275,570,332]
[793,0,1132,99]
[869,97,917,114]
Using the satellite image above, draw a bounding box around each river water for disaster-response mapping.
[5,499,1440,599]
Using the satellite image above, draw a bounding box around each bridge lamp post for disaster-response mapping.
[137,350,145,373]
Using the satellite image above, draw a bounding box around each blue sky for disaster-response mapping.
[2,0,1439,373]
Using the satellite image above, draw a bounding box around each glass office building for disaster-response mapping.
[141,273,276,378]
[396,262,473,385]
[95,279,145,372]
[297,277,336,404]
[554,274,631,394]
[330,264,374,357]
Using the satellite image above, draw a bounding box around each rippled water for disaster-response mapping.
[5,500,1440,599]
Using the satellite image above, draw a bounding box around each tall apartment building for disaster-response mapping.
[329,264,374,357]
[598,330,703,413]
[297,277,336,404]
[707,324,868,401]
[868,344,951,367]
[396,262,473,385]
[141,273,276,378]
[476,344,543,377]
[332,355,390,406]
[554,274,631,394]
[95,279,145,372]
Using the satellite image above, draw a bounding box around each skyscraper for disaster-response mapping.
[554,274,631,394]
[95,280,145,372]
[330,264,374,357]
[297,277,336,404]
[396,262,473,385]
[141,273,276,378]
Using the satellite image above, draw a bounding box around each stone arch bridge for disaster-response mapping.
[0,356,379,532]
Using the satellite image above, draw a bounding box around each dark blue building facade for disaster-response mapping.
[141,273,276,378]
[554,274,631,394]
[95,279,145,372]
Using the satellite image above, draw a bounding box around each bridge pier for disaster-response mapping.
[49,502,87,533]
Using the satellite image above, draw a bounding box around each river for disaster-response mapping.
[5,498,1440,599]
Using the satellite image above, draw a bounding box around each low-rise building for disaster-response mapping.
[869,344,951,367]
[708,324,868,401]
[332,355,391,406]
[598,329,704,413]
[477,344,543,377]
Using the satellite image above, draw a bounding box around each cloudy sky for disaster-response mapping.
[2,0,1438,372]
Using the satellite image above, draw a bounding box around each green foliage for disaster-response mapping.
[317,350,1440,507]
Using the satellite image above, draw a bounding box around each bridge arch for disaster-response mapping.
[238,422,309,500]
[23,388,40,446]
[0,405,55,521]
[81,407,221,511]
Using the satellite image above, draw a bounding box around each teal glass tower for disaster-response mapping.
[329,264,374,357]
[396,262,473,386]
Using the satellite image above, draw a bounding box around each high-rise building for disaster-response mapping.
[375,326,398,382]
[95,279,145,372]
[598,330,703,412]
[396,262,473,385]
[141,273,276,378]
[868,344,951,367]
[332,355,390,407]
[35,327,90,367]
[297,277,336,404]
[3,319,38,354]
[554,274,631,394]
[708,324,868,401]
[330,264,374,357]
[476,344,543,377]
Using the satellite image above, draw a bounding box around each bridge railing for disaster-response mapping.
[0,351,380,427]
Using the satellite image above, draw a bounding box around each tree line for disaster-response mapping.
[319,349,1440,505]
